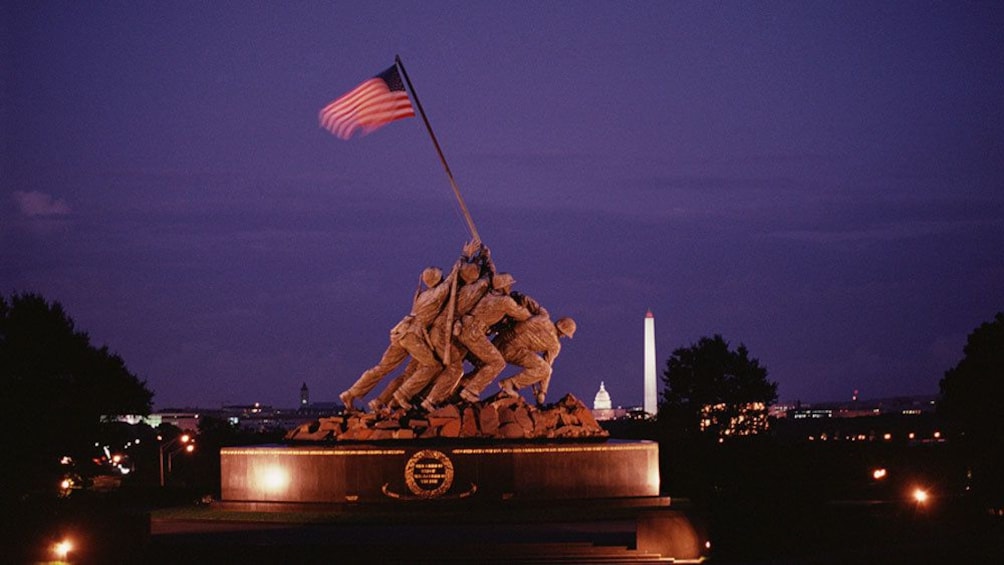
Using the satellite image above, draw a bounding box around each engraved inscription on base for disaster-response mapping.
[404,449,455,498]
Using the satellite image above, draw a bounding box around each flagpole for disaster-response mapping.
[395,54,481,244]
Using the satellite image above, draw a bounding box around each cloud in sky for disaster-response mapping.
[13,190,71,217]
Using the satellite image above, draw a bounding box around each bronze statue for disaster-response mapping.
[378,246,495,411]
[339,241,577,415]
[339,246,470,410]
[454,272,531,403]
[419,254,496,409]
[496,307,576,406]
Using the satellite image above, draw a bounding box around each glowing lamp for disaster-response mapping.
[913,487,929,504]
[260,465,290,493]
[646,461,660,494]
[872,468,887,480]
[53,539,73,559]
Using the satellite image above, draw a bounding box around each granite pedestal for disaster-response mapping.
[220,440,659,504]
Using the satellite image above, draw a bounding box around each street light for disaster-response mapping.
[159,433,195,487]
[53,538,73,561]
[168,443,196,476]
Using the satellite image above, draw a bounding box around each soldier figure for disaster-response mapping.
[420,255,496,409]
[454,272,531,403]
[339,252,466,410]
[379,247,495,410]
[497,312,576,406]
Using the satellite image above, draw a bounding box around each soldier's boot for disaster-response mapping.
[392,390,413,410]
[499,379,519,398]
[459,388,480,404]
[339,391,357,411]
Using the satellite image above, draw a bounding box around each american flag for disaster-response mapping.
[319,65,415,140]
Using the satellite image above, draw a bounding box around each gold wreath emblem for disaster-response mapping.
[404,449,454,498]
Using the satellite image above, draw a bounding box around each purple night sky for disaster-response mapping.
[4,2,1002,410]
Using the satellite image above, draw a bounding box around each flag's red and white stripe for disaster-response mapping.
[319,66,415,140]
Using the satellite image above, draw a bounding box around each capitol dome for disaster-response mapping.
[593,381,612,411]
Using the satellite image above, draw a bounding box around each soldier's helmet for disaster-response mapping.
[460,262,480,284]
[492,272,516,292]
[421,267,443,287]
[556,317,577,338]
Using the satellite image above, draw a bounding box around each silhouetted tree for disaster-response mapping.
[659,334,777,441]
[939,312,1004,442]
[0,293,154,495]
[939,312,1004,505]
[656,335,781,523]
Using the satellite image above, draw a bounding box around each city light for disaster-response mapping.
[53,539,73,560]
[60,478,72,490]
[699,401,771,438]
[872,468,887,480]
[912,487,929,504]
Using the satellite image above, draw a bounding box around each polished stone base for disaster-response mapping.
[220,440,659,504]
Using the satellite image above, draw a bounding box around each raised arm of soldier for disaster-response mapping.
[461,239,480,261]
[510,291,544,317]
[479,243,496,277]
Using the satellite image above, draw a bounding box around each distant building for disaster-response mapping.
[773,394,944,444]
[594,381,612,410]
[300,382,310,410]
[221,402,271,416]
[790,408,834,420]
[643,310,658,416]
[111,412,201,432]
[298,401,343,415]
[768,403,797,419]
[592,382,628,421]
[785,395,937,420]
